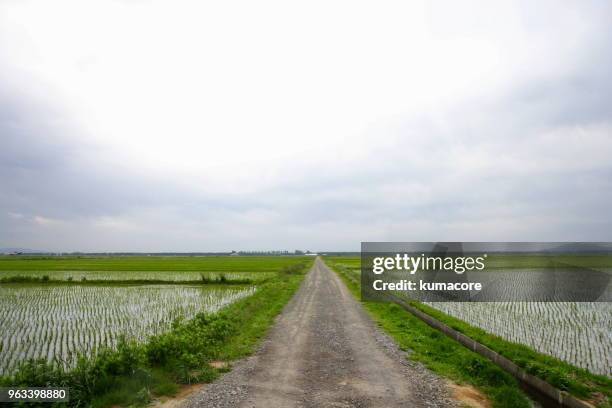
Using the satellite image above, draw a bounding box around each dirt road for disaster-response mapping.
[182,257,456,408]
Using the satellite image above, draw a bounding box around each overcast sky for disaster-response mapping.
[1,0,611,252]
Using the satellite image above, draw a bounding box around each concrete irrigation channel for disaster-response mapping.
[387,295,595,408]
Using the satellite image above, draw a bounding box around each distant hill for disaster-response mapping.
[0,247,47,254]
[544,243,612,253]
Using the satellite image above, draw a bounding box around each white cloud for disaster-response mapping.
[1,0,586,175]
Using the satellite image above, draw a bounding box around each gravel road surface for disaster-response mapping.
[182,257,457,408]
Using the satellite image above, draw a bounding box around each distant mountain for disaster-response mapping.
[544,243,612,253]
[0,247,47,254]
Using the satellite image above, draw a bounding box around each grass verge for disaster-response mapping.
[0,260,312,407]
[0,275,257,285]
[399,300,612,407]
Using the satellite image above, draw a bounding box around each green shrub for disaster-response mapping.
[489,385,530,408]
[280,262,308,275]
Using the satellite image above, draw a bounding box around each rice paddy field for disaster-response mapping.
[0,255,308,376]
[0,256,302,272]
[0,284,255,375]
[0,270,274,283]
[326,256,612,376]
[427,301,611,375]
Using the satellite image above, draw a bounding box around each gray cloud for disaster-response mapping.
[1,1,612,251]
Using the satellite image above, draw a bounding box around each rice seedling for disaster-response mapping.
[425,301,612,375]
[0,270,274,283]
[0,284,256,375]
